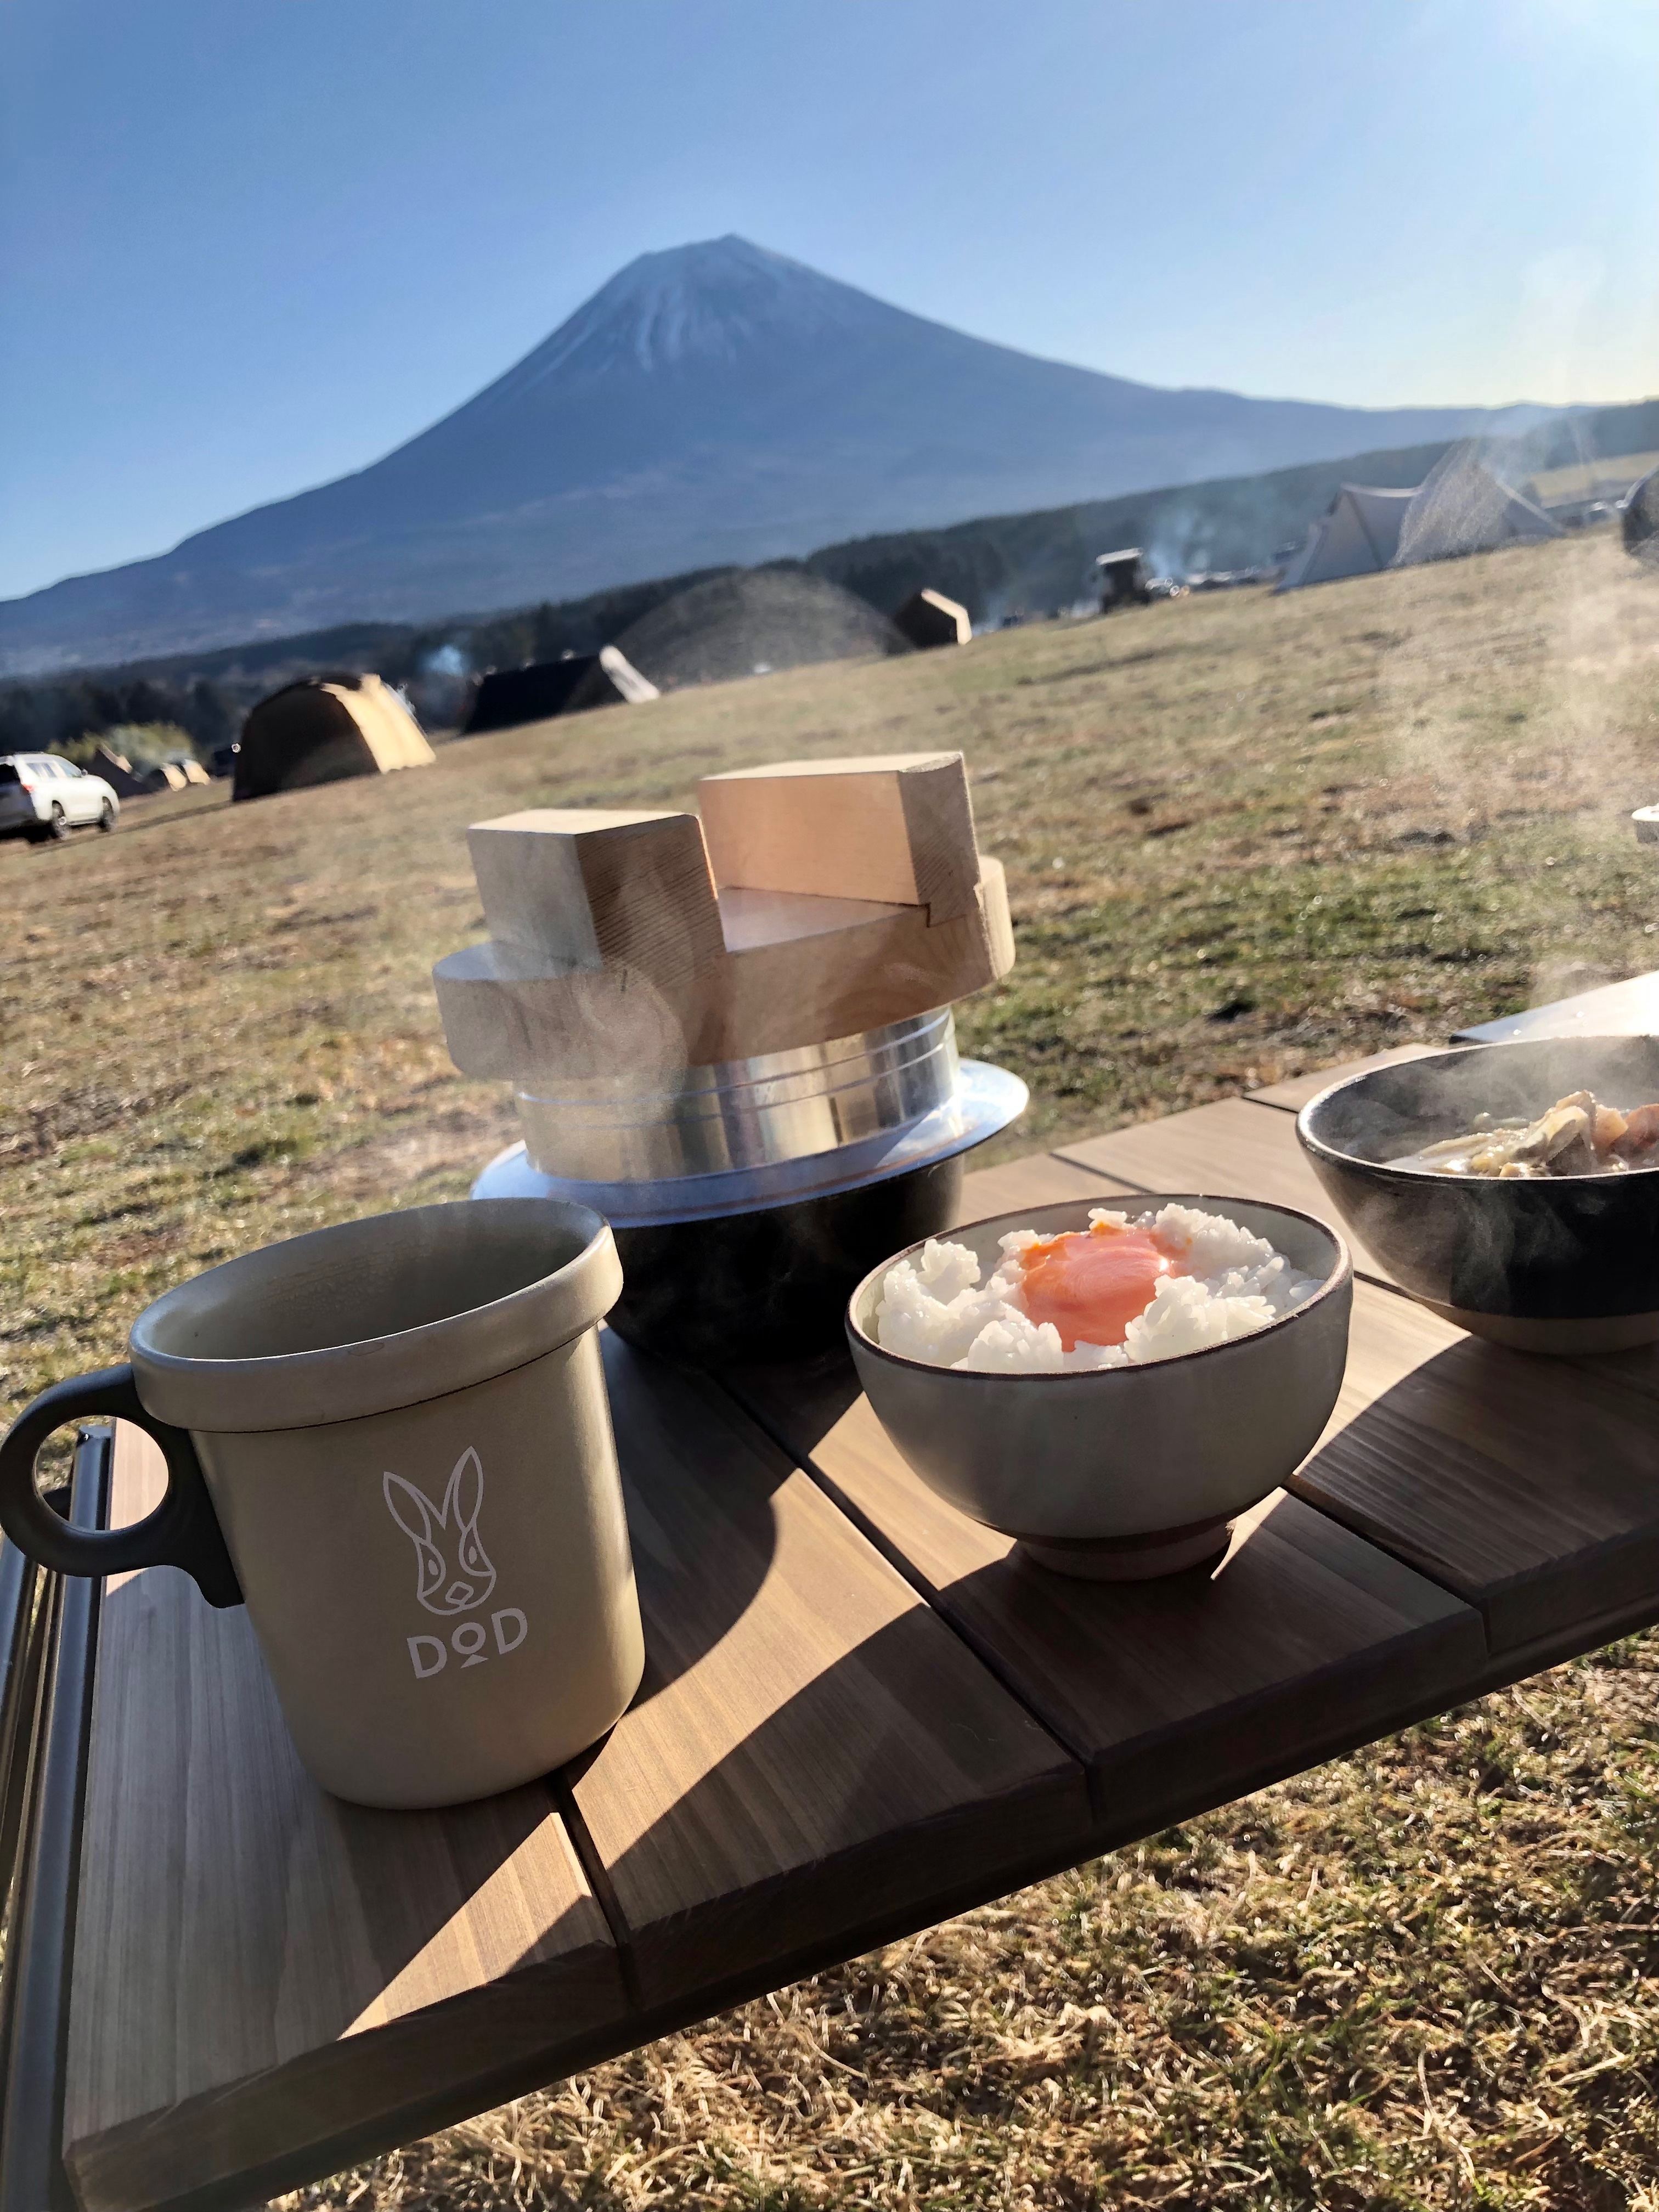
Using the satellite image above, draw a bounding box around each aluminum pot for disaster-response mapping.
[514,1008,959,1183]
[473,1062,1029,1366]
[608,1155,966,1365]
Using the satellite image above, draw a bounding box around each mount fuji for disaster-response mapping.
[1,236,1536,671]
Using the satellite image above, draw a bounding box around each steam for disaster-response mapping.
[408,641,475,731]
[1372,462,1659,1022]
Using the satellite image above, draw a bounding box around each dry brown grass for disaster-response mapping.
[5,531,1659,2207]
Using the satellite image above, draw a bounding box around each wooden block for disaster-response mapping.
[467,809,723,983]
[1248,1044,1445,1112]
[566,1335,1091,2008]
[432,939,695,1085]
[1055,1097,1402,1288]
[697,754,980,923]
[712,859,1011,1063]
[65,1427,630,2212]
[724,1352,1485,1838]
[434,858,1014,1077]
[715,885,911,951]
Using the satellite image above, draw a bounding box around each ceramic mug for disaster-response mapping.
[0,1198,645,1809]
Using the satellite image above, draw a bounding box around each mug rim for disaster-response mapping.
[130,1198,621,1434]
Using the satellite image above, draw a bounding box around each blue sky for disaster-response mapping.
[1,0,1654,601]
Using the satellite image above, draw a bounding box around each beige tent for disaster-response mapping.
[234,673,433,803]
[1274,486,1415,592]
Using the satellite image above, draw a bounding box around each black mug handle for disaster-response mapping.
[0,1365,242,1608]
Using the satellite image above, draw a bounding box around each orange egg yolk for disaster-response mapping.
[1017,1222,1185,1350]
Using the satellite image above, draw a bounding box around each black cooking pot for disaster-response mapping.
[1296,1036,1659,1353]
[606,1154,966,1366]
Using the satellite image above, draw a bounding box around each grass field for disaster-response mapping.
[7,531,1659,2207]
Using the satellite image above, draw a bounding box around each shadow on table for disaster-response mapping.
[600,1331,781,1709]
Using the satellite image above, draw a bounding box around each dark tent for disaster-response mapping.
[89,746,150,798]
[1622,467,1659,561]
[460,646,659,735]
[893,588,970,650]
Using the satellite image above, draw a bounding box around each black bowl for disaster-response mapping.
[606,1154,965,1367]
[1296,1036,1659,1352]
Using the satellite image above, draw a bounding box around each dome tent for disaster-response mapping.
[234,673,433,803]
[1392,444,1561,567]
[607,568,910,692]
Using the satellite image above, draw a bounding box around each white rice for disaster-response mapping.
[873,1204,1323,1374]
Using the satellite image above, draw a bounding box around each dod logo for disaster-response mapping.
[383,1448,527,1679]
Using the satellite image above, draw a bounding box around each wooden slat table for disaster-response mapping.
[25,1040,1659,2212]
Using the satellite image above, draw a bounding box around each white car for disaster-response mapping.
[0,754,120,843]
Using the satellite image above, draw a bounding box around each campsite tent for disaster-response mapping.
[89,746,209,795]
[234,673,433,803]
[1622,466,1659,562]
[607,569,911,692]
[893,588,971,650]
[1393,445,1561,568]
[1276,447,1561,594]
[1274,487,1415,592]
[461,645,659,736]
[89,746,149,798]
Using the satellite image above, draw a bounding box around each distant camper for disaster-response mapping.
[1622,467,1659,562]
[1096,548,1152,612]
[88,745,208,796]
[893,589,971,651]
[461,646,659,736]
[234,673,433,803]
[88,746,149,799]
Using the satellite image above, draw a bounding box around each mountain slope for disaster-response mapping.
[0,236,1542,671]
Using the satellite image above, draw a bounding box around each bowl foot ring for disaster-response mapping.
[1015,1514,1231,1582]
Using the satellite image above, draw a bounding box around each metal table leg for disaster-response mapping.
[0,1528,47,1922]
[0,1429,112,2212]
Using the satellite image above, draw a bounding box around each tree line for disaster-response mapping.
[0,674,238,761]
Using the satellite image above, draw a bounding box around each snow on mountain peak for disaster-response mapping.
[486,236,894,400]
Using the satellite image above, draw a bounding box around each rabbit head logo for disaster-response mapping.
[383,1447,497,1616]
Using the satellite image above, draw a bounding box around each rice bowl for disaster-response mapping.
[847,1195,1352,1579]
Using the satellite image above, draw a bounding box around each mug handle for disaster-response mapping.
[0,1365,242,1609]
